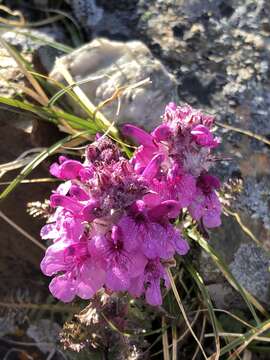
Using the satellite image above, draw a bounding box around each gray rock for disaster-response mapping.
[200,215,270,307]
[50,38,177,130]
[66,0,104,29]
[230,244,270,303]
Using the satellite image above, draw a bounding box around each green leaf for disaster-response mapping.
[0,130,93,200]
[219,318,270,356]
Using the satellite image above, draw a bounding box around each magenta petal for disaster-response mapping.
[128,275,144,297]
[174,234,190,255]
[50,194,83,213]
[50,163,60,178]
[152,124,171,141]
[128,251,147,277]
[59,160,84,180]
[122,124,156,148]
[82,200,100,221]
[148,200,181,221]
[203,211,221,228]
[70,185,89,200]
[188,197,204,221]
[40,223,58,240]
[40,241,67,276]
[105,266,130,291]
[176,174,196,208]
[49,275,76,302]
[203,193,222,228]
[142,154,164,181]
[80,259,106,287]
[76,282,96,299]
[118,216,140,251]
[145,280,162,306]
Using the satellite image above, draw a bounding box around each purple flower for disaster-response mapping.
[120,201,189,260]
[189,174,222,228]
[50,158,85,180]
[191,125,220,148]
[129,258,169,306]
[40,102,222,306]
[41,237,105,302]
[91,225,147,292]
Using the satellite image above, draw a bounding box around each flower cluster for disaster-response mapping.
[40,103,222,306]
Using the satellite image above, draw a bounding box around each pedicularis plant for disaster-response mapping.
[40,103,222,306]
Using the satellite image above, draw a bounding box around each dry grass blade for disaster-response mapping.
[55,62,118,136]
[186,263,221,360]
[218,318,270,357]
[172,326,177,360]
[0,5,25,26]
[223,207,262,247]
[150,307,202,358]
[205,332,270,343]
[0,130,93,199]
[162,317,170,360]
[0,37,49,105]
[216,121,270,146]
[0,210,45,251]
[192,315,207,360]
[0,27,73,53]
[166,268,208,360]
[0,148,46,178]
[0,178,58,186]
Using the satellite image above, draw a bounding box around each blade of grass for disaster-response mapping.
[218,318,270,357]
[216,121,270,147]
[48,75,105,107]
[0,96,100,132]
[56,63,119,138]
[0,130,93,200]
[0,26,73,53]
[151,307,202,358]
[162,317,170,360]
[0,178,59,185]
[185,262,221,360]
[188,228,267,321]
[0,5,25,26]
[166,268,208,360]
[0,37,49,104]
[172,325,177,360]
[192,315,206,360]
[224,207,262,248]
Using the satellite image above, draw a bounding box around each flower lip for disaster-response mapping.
[122,124,157,148]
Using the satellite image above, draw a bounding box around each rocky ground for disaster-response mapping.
[0,0,270,359]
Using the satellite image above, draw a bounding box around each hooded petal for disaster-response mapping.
[122,124,156,148]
